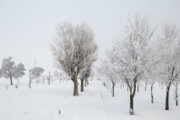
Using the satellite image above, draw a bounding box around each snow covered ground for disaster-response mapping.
[0,79,180,120]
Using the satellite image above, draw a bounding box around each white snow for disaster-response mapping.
[0,79,179,120]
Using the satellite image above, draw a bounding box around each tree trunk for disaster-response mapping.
[73,75,78,96]
[165,82,171,110]
[112,82,115,97]
[175,82,178,106]
[80,79,84,92]
[129,77,137,115]
[130,94,134,115]
[10,75,13,86]
[151,83,154,103]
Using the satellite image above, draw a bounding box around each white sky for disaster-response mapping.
[0,0,180,73]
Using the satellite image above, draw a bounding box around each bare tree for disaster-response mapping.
[51,23,97,96]
[109,16,154,115]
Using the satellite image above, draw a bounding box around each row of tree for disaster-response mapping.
[99,16,180,115]
[0,56,45,88]
[51,23,97,96]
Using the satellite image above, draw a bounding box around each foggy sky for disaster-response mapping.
[0,0,180,73]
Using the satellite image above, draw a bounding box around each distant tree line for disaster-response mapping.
[0,56,45,88]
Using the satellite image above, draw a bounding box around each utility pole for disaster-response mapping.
[29,70,32,88]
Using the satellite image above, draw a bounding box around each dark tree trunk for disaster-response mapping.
[129,76,137,115]
[165,82,171,110]
[151,83,154,103]
[80,79,84,92]
[175,82,178,106]
[130,94,134,115]
[10,75,13,86]
[129,87,136,115]
[112,82,115,97]
[73,75,78,96]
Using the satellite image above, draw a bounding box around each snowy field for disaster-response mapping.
[0,79,180,120]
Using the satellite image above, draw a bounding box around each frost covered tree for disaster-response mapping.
[109,16,154,115]
[80,65,91,92]
[158,24,180,110]
[29,67,44,88]
[0,57,26,86]
[31,67,44,79]
[13,63,26,79]
[79,48,97,92]
[143,43,162,104]
[51,23,97,96]
[13,63,26,88]
[0,57,15,85]
[99,60,120,97]
[79,61,95,92]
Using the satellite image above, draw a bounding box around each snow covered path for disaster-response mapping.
[59,81,111,120]
[0,80,112,120]
[0,80,180,120]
